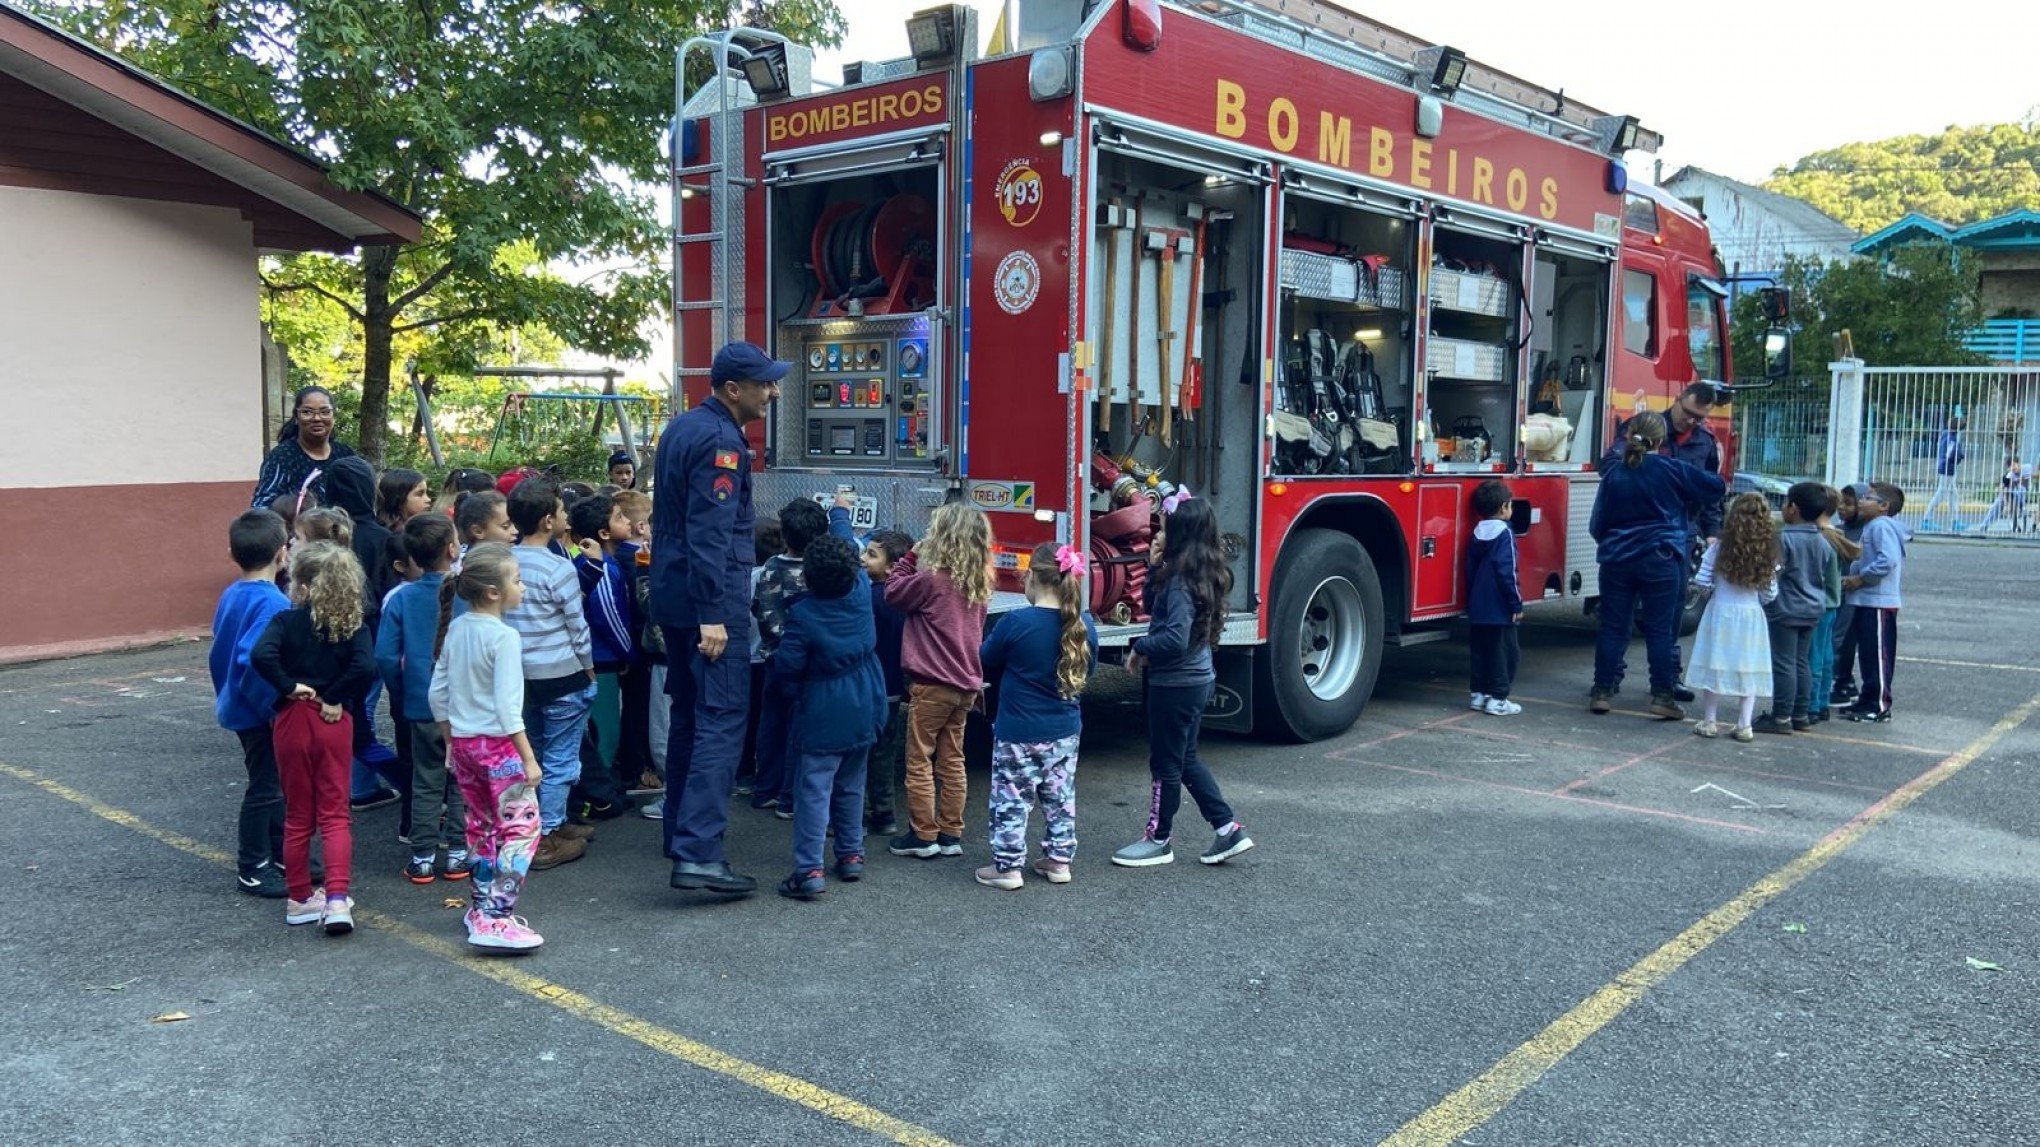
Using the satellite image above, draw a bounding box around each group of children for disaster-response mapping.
[1462,476,1910,742]
[211,458,1258,951]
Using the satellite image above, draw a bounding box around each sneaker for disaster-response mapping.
[553,822,596,842]
[1482,697,1522,716]
[1848,709,1892,724]
[396,831,414,847]
[1032,858,1072,884]
[1672,684,1697,703]
[284,889,327,926]
[975,864,1024,890]
[575,798,631,822]
[866,816,900,837]
[1111,837,1175,867]
[1809,709,1830,725]
[1693,720,1720,739]
[1731,726,1755,743]
[777,869,827,900]
[732,778,756,797]
[835,854,865,882]
[1200,824,1255,865]
[439,849,473,881]
[532,834,587,870]
[236,864,287,899]
[1752,715,1794,736]
[468,913,544,952]
[1830,684,1857,705]
[936,833,964,857]
[773,801,794,822]
[1588,687,1613,715]
[1790,717,1814,732]
[748,794,779,812]
[1469,691,1489,711]
[888,831,941,859]
[321,895,354,935]
[349,788,399,812]
[1648,691,1686,721]
[639,797,664,819]
[404,855,437,884]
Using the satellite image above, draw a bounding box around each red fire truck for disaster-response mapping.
[668,0,1736,741]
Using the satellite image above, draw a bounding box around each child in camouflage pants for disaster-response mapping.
[975,543,1097,889]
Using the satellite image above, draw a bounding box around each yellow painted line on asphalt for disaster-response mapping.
[1380,688,2040,1147]
[0,759,958,1147]
[1898,655,2040,674]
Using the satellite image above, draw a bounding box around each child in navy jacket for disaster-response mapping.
[211,509,294,898]
[569,493,635,817]
[376,513,468,883]
[1465,480,1524,715]
[771,509,888,900]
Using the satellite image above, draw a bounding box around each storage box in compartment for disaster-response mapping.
[1426,336,1508,382]
[1279,248,1404,309]
[1428,265,1511,318]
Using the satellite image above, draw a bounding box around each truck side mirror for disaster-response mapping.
[1762,328,1791,380]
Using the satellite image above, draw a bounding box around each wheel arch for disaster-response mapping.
[1282,494,1411,634]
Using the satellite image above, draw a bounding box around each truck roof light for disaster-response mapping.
[1028,46,1073,101]
[1591,114,1641,156]
[740,43,789,100]
[907,5,962,65]
[1413,46,1466,96]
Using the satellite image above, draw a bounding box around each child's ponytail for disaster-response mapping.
[434,575,458,659]
[1031,543,1091,700]
[1624,410,1668,469]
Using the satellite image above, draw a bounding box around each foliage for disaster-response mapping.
[1763,113,2040,234]
[1730,244,1987,384]
[27,0,845,462]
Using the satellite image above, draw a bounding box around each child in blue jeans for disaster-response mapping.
[771,517,887,900]
[502,478,597,869]
[975,542,1098,889]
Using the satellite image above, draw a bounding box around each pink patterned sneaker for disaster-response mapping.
[284,889,327,926]
[467,913,544,952]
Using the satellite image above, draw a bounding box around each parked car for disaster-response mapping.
[1730,471,1795,512]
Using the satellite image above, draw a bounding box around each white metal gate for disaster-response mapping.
[1827,361,2040,536]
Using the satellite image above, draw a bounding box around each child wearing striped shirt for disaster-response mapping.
[503,478,597,869]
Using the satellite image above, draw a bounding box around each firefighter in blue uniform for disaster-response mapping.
[649,341,787,896]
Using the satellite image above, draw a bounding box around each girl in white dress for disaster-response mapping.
[1688,494,1779,742]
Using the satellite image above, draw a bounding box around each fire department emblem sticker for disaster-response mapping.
[993,251,1041,316]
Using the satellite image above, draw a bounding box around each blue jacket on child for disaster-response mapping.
[981,605,1098,744]
[773,575,888,756]
[374,572,446,720]
[574,551,636,670]
[211,579,291,731]
[1464,519,1523,626]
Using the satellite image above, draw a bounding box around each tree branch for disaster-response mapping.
[262,276,365,322]
[391,307,496,333]
[389,259,460,314]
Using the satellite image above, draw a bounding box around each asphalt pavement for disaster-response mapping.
[2,539,2036,1146]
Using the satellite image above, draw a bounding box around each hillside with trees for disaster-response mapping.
[1762,113,2040,234]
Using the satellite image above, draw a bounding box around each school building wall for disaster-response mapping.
[0,185,262,660]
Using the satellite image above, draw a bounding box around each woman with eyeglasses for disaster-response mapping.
[252,385,358,509]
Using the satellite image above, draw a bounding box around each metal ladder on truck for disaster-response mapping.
[669,29,797,413]
[1193,0,1661,153]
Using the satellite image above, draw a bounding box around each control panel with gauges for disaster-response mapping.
[786,315,935,468]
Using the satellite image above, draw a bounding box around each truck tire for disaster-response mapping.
[1254,529,1385,742]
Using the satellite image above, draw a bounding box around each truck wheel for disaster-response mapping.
[1254,529,1385,742]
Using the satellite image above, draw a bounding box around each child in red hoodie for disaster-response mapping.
[884,502,993,858]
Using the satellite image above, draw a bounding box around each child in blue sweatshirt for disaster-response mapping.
[1843,482,1908,722]
[1464,480,1524,716]
[975,541,1098,889]
[211,509,294,899]
[771,509,888,900]
[569,493,636,816]
[377,513,469,883]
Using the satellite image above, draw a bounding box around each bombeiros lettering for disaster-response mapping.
[767,82,946,144]
[1214,79,1563,221]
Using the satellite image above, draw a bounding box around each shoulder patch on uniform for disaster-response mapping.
[714,450,740,471]
[712,473,736,501]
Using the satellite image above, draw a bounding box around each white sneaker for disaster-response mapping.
[321,895,355,936]
[1483,697,1522,716]
[639,797,663,820]
[1469,692,1489,711]
[284,889,327,926]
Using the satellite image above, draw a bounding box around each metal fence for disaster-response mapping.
[1733,377,1831,484]
[1828,363,2040,537]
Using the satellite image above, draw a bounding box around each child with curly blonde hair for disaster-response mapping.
[1688,494,1779,742]
[885,501,993,859]
[250,541,376,935]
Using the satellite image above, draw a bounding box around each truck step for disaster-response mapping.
[1386,628,1450,647]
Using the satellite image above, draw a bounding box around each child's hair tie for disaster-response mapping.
[1162,488,1195,515]
[1054,544,1087,577]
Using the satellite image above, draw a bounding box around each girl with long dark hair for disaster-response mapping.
[252,385,357,508]
[1112,497,1255,868]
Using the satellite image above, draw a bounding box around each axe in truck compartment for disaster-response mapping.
[1146,223,1191,449]
[1096,200,1123,435]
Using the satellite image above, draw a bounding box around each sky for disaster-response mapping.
[813,0,2038,183]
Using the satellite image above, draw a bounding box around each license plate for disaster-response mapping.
[811,492,879,531]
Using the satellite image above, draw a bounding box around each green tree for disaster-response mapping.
[1730,244,1987,378]
[1764,112,2040,234]
[28,0,845,462]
